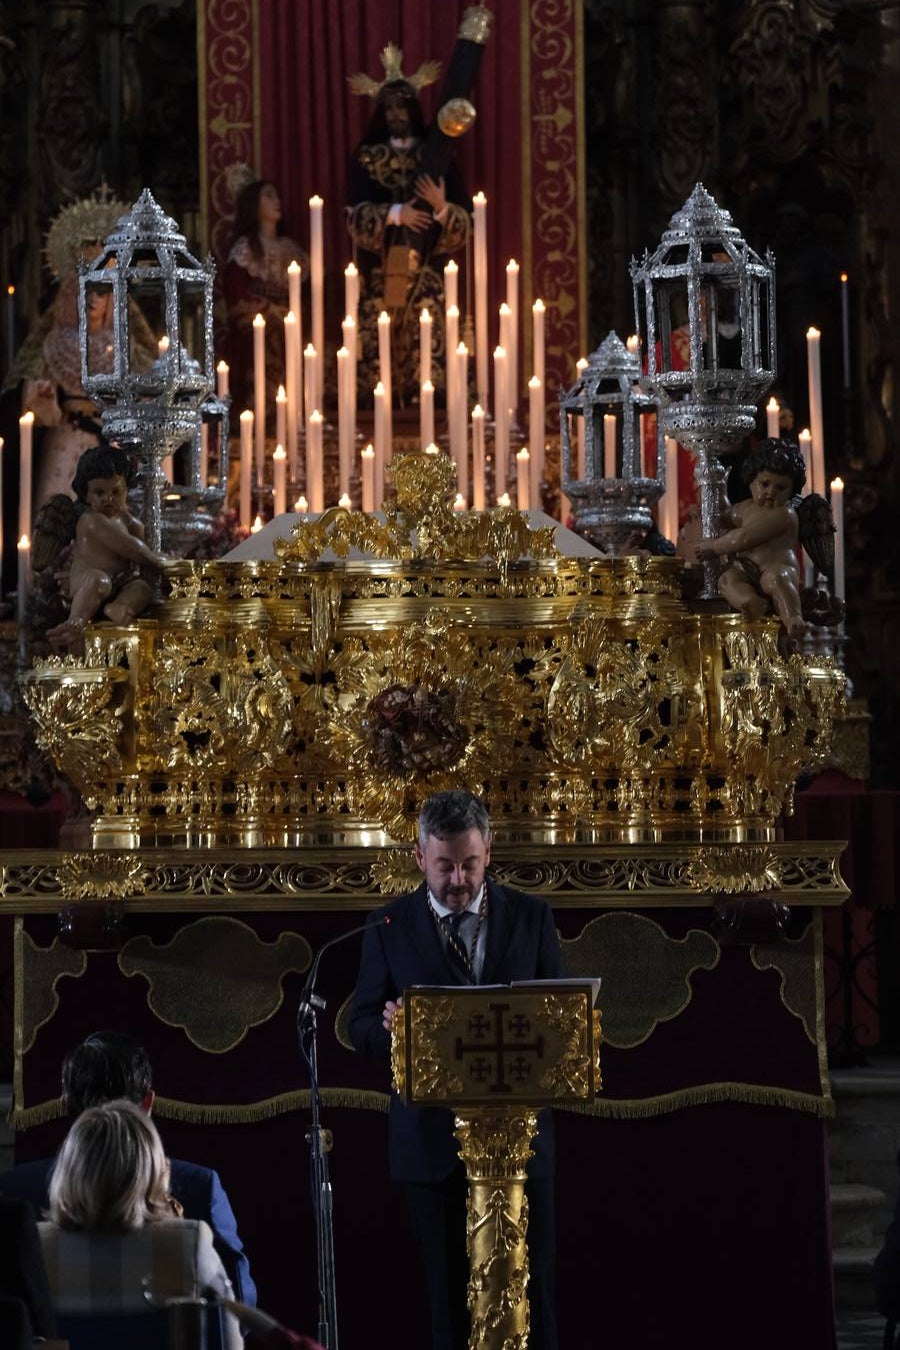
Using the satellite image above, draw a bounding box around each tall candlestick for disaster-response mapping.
[799,427,814,584]
[303,344,317,451]
[18,411,33,545]
[532,299,546,390]
[528,377,543,508]
[840,274,851,390]
[275,384,287,463]
[373,382,386,507]
[361,444,375,512]
[493,346,509,496]
[420,379,435,450]
[344,262,359,327]
[273,444,287,515]
[806,327,825,498]
[766,397,780,438]
[516,447,530,511]
[473,193,489,410]
[309,196,325,408]
[454,341,469,503]
[17,534,29,628]
[288,260,302,326]
[307,410,324,513]
[284,311,300,481]
[505,259,520,425]
[603,414,617,478]
[199,421,209,490]
[239,410,253,530]
[575,357,588,481]
[472,405,486,511]
[419,307,432,386]
[216,360,229,398]
[253,313,266,485]
[659,436,678,541]
[444,259,458,311]
[445,304,459,440]
[830,477,845,601]
[377,311,392,451]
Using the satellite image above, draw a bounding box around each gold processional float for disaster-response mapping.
[7,170,848,1350]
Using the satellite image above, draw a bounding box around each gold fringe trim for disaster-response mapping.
[152,1087,390,1126]
[10,1097,65,1130]
[562,1081,834,1120]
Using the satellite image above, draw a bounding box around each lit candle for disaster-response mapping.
[532,299,546,391]
[840,274,851,390]
[361,443,375,512]
[445,304,459,439]
[528,377,543,509]
[454,341,469,502]
[158,334,170,360]
[575,357,588,480]
[337,346,352,499]
[806,327,825,498]
[798,429,812,495]
[216,360,230,398]
[497,491,511,508]
[659,436,679,541]
[199,421,209,490]
[420,379,435,450]
[638,414,649,477]
[295,495,309,514]
[419,307,432,387]
[288,260,302,325]
[516,447,530,511]
[377,311,392,451]
[17,533,29,628]
[309,196,324,408]
[444,259,458,311]
[239,410,253,530]
[473,193,489,409]
[603,413,617,478]
[342,313,357,394]
[472,405,486,511]
[251,514,263,534]
[18,411,33,545]
[493,346,509,497]
[284,311,300,481]
[453,492,466,513]
[5,285,14,378]
[506,259,520,425]
[303,344,318,447]
[273,444,287,515]
[766,397,780,438]
[338,493,352,511]
[831,476,845,601]
[626,334,640,355]
[253,313,266,486]
[307,410,324,513]
[498,303,512,378]
[275,384,287,461]
[373,382,386,507]
[344,262,359,327]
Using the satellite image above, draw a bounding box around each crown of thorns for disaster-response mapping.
[348,43,440,99]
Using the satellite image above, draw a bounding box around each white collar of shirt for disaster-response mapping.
[428,883,485,921]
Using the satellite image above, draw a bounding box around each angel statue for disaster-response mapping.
[33,442,168,654]
[696,437,841,638]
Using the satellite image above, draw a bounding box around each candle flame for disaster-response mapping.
[276,385,286,400]
[421,379,434,393]
[472,404,484,418]
[517,447,530,461]
[419,308,430,322]
[7,285,14,297]
[253,313,265,328]
[361,444,375,459]
[19,410,34,425]
[499,302,511,316]
[288,260,302,274]
[840,273,848,284]
[17,534,29,549]
[831,476,844,490]
[497,492,511,507]
[284,311,296,326]
[344,262,358,276]
[529,376,541,389]
[273,444,286,461]
[217,359,229,371]
[295,496,309,512]
[533,298,545,313]
[473,191,487,204]
[338,493,352,509]
[806,327,820,339]
[240,409,254,424]
[445,260,458,273]
[251,515,263,533]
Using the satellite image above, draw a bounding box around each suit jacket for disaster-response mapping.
[0,1195,56,1345]
[0,1153,255,1307]
[348,878,563,1183]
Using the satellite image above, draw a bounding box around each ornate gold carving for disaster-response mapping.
[370,849,419,895]
[459,5,493,44]
[538,994,592,1097]
[401,995,465,1098]
[686,845,782,894]
[20,665,128,797]
[56,853,146,902]
[455,1111,538,1180]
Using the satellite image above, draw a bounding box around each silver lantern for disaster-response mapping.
[630,184,776,593]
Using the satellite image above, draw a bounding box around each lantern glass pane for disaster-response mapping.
[178,281,207,369]
[128,275,166,373]
[83,282,115,378]
[654,279,688,370]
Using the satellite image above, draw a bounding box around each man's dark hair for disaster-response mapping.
[61,1031,153,1119]
[418,790,491,847]
[742,437,806,497]
[71,442,137,502]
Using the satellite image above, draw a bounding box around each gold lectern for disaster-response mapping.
[392,982,601,1350]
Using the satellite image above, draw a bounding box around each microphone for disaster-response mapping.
[297,915,391,1020]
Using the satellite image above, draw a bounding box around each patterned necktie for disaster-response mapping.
[442,911,474,984]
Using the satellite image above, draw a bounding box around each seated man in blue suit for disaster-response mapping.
[0,1030,256,1306]
[349,789,562,1350]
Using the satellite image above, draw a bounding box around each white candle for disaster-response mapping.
[575,357,588,481]
[18,410,33,544]
[338,493,351,511]
[344,262,359,327]
[337,346,352,499]
[273,444,287,515]
[216,360,230,398]
[419,307,432,386]
[239,410,253,530]
[472,405,486,512]
[253,313,266,486]
[516,447,530,510]
[444,259,458,311]
[17,533,29,628]
[454,341,469,502]
[497,491,511,508]
[307,409,324,513]
[284,311,300,481]
[766,397,780,438]
[799,429,812,495]
[420,379,435,450]
[528,377,544,509]
[506,259,520,425]
[445,304,459,437]
[806,327,825,498]
[473,193,489,409]
[361,444,375,512]
[603,413,617,479]
[377,310,392,451]
[162,453,174,486]
[251,514,263,534]
[493,346,509,496]
[288,260,302,325]
[840,274,851,389]
[295,495,308,514]
[158,334,170,361]
[199,421,209,490]
[275,384,287,460]
[638,413,649,477]
[453,492,466,513]
[6,286,15,379]
[309,196,325,408]
[626,334,640,355]
[532,299,546,391]
[303,344,318,448]
[373,382,386,507]
[831,477,845,601]
[659,436,678,541]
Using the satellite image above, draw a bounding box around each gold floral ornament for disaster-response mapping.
[687,845,782,895]
[347,42,441,99]
[369,849,420,895]
[57,853,146,902]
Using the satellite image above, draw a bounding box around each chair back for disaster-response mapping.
[57,1303,226,1349]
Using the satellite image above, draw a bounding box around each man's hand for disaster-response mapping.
[398,202,433,230]
[382,996,404,1032]
[414,174,447,214]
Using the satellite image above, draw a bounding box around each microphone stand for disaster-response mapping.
[296,918,387,1350]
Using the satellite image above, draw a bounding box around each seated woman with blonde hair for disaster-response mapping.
[38,1098,242,1349]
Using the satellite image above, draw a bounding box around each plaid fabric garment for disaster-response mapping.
[38,1219,204,1313]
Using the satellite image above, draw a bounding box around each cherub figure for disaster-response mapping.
[696,438,817,639]
[41,443,168,650]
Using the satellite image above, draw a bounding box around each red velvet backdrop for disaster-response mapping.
[199,0,587,416]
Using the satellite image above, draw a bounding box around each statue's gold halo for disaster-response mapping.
[437,98,477,138]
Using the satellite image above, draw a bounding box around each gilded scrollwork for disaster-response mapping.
[20,666,128,791]
[537,994,591,1097]
[404,996,464,1099]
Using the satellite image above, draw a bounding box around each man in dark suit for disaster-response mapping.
[349,789,562,1350]
[0,1030,256,1306]
[0,1195,56,1348]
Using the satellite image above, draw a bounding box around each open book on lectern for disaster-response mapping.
[407,978,602,1006]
